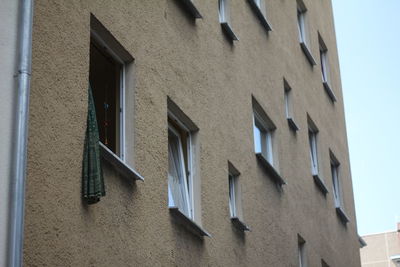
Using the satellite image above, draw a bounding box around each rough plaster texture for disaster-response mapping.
[24,0,360,266]
[0,1,19,266]
[361,230,400,267]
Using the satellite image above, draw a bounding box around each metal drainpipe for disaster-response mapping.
[8,0,34,266]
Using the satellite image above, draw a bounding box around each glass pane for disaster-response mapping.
[253,123,262,154]
[229,175,236,217]
[168,129,190,217]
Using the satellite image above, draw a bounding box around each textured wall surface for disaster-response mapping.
[0,1,19,266]
[24,0,361,266]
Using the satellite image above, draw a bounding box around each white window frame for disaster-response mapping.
[168,114,194,219]
[253,112,274,165]
[297,3,306,44]
[330,154,342,209]
[308,128,318,176]
[320,47,329,84]
[298,235,307,267]
[307,116,320,176]
[228,173,238,218]
[91,30,126,161]
[218,0,229,23]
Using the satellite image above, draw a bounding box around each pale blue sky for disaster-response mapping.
[332,0,400,235]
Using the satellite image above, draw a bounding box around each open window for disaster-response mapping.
[330,151,349,224]
[284,79,299,131]
[89,15,142,181]
[228,162,250,231]
[167,98,210,237]
[319,34,337,102]
[248,0,272,32]
[219,0,239,41]
[297,0,316,65]
[308,115,328,194]
[252,97,285,186]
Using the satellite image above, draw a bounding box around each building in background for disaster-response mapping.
[361,223,400,267]
[1,0,361,266]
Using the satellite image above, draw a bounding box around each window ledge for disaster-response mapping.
[169,207,211,237]
[323,81,337,102]
[336,206,350,224]
[181,0,202,19]
[221,22,239,41]
[256,153,286,186]
[287,117,299,132]
[358,235,367,248]
[313,174,329,195]
[231,217,250,232]
[247,0,273,32]
[300,42,316,66]
[99,142,144,181]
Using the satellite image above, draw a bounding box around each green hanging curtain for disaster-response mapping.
[82,85,105,204]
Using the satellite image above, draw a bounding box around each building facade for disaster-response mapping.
[19,0,360,266]
[360,224,400,267]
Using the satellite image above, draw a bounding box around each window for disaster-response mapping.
[319,34,337,102]
[308,116,328,194]
[167,98,210,237]
[228,162,250,231]
[297,0,316,65]
[180,0,202,19]
[90,33,124,158]
[219,0,239,41]
[89,15,142,181]
[168,120,192,218]
[330,151,349,223]
[253,97,285,185]
[298,235,307,267]
[254,113,274,165]
[248,0,272,32]
[308,124,319,177]
[284,79,299,131]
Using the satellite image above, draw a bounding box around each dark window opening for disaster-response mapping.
[89,38,122,155]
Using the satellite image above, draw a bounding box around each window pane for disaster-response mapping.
[253,123,262,154]
[168,129,191,217]
[89,41,121,155]
[331,164,340,207]
[308,131,318,174]
[229,174,236,217]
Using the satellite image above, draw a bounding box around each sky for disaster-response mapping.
[332,0,400,235]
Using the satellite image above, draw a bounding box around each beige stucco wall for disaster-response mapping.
[0,1,19,266]
[24,0,360,266]
[361,230,400,267]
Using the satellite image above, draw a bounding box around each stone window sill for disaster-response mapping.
[300,42,316,66]
[169,207,211,237]
[336,206,350,224]
[247,0,273,32]
[256,153,286,186]
[221,22,239,41]
[287,117,299,132]
[313,174,329,195]
[231,217,250,232]
[323,81,337,102]
[181,0,202,19]
[99,142,144,181]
